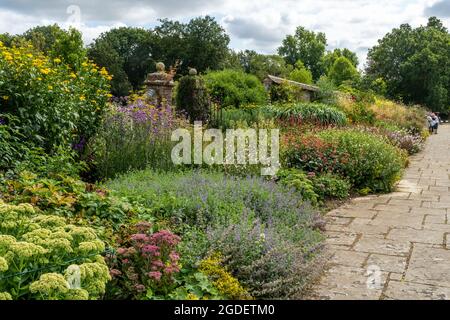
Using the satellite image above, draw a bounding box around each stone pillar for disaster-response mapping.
[144,62,175,107]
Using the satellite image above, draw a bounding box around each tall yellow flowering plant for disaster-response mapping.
[0,41,111,152]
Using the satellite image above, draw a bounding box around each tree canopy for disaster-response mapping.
[366,17,450,112]
[278,26,327,80]
[328,56,360,87]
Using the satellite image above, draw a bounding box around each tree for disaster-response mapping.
[328,56,360,86]
[154,16,230,75]
[88,27,154,96]
[322,48,358,74]
[278,26,327,80]
[288,60,313,84]
[21,24,86,69]
[366,17,450,112]
[183,16,230,73]
[234,50,293,80]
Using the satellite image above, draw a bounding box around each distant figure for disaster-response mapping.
[427,112,439,134]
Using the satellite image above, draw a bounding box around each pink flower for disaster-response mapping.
[131,233,149,242]
[148,271,162,281]
[151,260,165,268]
[110,269,122,277]
[134,284,146,292]
[169,251,180,262]
[163,265,180,275]
[141,245,159,255]
[117,248,128,255]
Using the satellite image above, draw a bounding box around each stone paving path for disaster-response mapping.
[310,124,450,300]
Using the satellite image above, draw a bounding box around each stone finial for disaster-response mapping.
[156,62,165,72]
[189,68,198,76]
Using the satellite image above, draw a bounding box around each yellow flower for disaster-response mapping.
[0,41,3,47]
[48,85,53,90]
[100,68,109,76]
[106,75,113,81]
[53,58,61,64]
[82,62,88,67]
[2,96,9,101]
[70,73,77,79]
[26,53,33,58]
[40,68,50,75]
[80,95,86,101]
[37,77,42,81]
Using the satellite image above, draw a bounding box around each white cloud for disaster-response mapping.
[0,0,448,65]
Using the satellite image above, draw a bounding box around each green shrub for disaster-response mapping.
[316,129,407,192]
[0,171,148,231]
[0,200,110,300]
[276,169,319,205]
[0,115,33,171]
[204,69,267,108]
[311,173,351,200]
[176,74,211,122]
[0,42,110,152]
[263,103,347,126]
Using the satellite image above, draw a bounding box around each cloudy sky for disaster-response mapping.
[1,0,449,67]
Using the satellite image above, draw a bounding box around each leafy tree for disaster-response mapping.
[154,16,230,75]
[288,60,313,84]
[328,56,360,86]
[204,69,267,108]
[0,33,15,47]
[278,26,327,80]
[184,16,230,72]
[235,50,292,80]
[322,48,358,74]
[21,24,86,69]
[88,27,154,96]
[366,17,450,112]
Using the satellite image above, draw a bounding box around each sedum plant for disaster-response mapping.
[0,200,110,300]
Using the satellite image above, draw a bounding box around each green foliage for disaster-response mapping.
[0,115,34,171]
[176,74,210,122]
[282,129,407,192]
[0,43,111,152]
[235,50,293,80]
[278,26,327,80]
[366,17,450,112]
[169,270,224,300]
[21,24,87,69]
[311,173,351,200]
[88,27,153,97]
[288,60,313,84]
[277,169,319,205]
[204,69,267,108]
[0,170,148,231]
[316,75,338,105]
[316,129,407,192]
[0,200,110,300]
[154,16,230,76]
[263,103,347,126]
[328,56,360,86]
[322,48,359,74]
